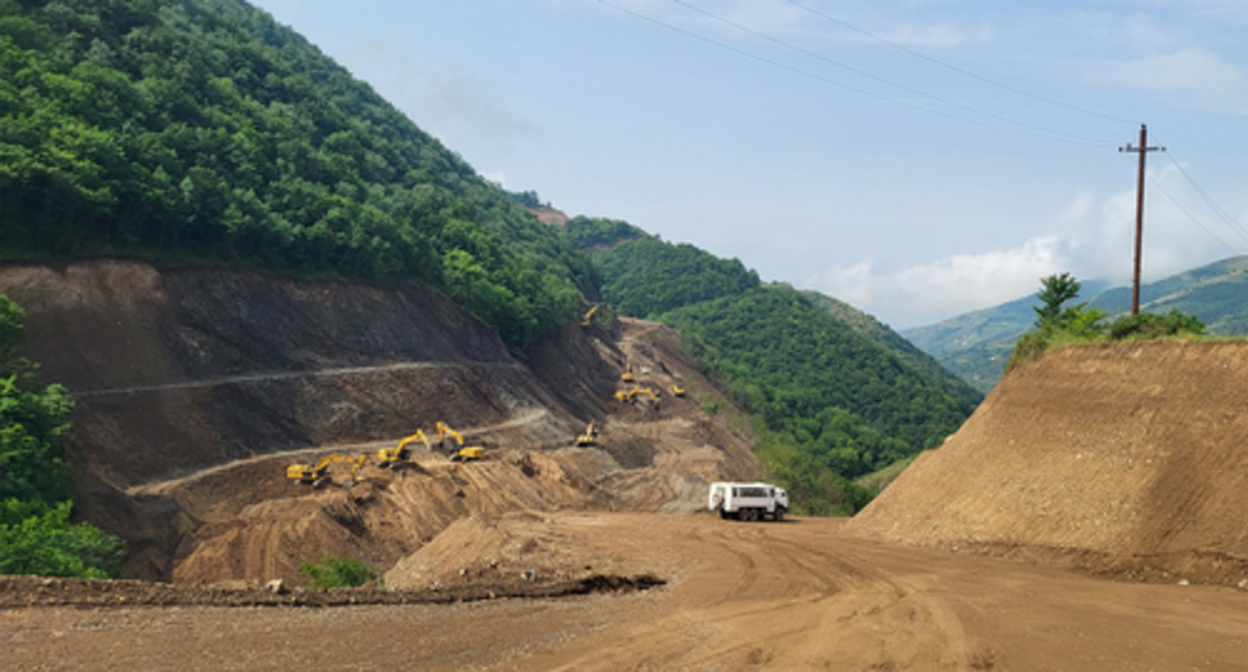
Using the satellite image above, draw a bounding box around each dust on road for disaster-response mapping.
[5,513,1245,671]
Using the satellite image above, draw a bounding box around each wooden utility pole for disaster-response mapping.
[1119,124,1163,315]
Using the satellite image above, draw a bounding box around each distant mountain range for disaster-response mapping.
[902,256,1248,392]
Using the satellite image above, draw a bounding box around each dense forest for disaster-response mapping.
[0,296,125,577]
[590,237,761,318]
[563,215,647,251]
[0,0,593,350]
[662,288,975,513]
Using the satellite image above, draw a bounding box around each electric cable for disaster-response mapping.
[599,0,1111,148]
[671,0,1111,147]
[1147,174,1242,255]
[787,0,1140,127]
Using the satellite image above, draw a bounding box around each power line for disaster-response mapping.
[598,0,1111,148]
[1157,150,1248,247]
[787,0,1139,128]
[670,0,1112,147]
[1148,174,1242,255]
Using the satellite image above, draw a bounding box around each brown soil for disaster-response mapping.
[4,513,1247,671]
[846,340,1248,587]
[0,260,756,584]
[4,262,1248,669]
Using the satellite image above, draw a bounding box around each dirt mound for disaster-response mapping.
[0,260,757,584]
[0,572,662,609]
[845,340,1248,586]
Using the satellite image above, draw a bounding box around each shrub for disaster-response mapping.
[298,555,380,588]
[0,500,126,578]
[1109,309,1206,341]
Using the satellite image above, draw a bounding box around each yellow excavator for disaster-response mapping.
[620,361,635,383]
[670,384,686,397]
[614,386,659,404]
[581,305,599,327]
[576,420,599,446]
[287,453,356,485]
[436,421,485,462]
[377,430,431,468]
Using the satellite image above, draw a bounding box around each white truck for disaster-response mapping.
[708,482,788,522]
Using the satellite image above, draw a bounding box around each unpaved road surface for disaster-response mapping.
[5,513,1245,671]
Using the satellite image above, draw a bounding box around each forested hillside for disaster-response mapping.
[801,289,981,407]
[0,0,592,349]
[1,0,980,518]
[663,288,976,513]
[576,227,980,514]
[592,237,760,318]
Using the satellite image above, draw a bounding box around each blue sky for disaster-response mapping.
[252,0,1248,328]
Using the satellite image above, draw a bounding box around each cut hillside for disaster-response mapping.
[845,339,1248,586]
[0,0,593,350]
[0,260,756,583]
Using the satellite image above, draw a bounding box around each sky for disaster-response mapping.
[251,0,1248,329]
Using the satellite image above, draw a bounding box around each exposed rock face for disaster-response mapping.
[0,260,757,583]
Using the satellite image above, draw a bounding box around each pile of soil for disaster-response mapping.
[0,260,757,584]
[846,340,1248,586]
[0,573,662,609]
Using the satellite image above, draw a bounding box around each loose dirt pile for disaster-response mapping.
[846,340,1248,586]
[0,260,757,585]
[0,572,662,609]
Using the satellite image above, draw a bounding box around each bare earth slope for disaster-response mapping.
[846,340,1248,586]
[0,260,756,583]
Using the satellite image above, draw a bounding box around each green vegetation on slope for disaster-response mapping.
[0,0,592,350]
[564,215,648,251]
[662,287,974,514]
[591,237,760,318]
[579,226,977,514]
[800,289,981,407]
[1006,274,1207,372]
[0,296,125,578]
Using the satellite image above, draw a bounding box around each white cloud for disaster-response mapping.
[809,236,1069,328]
[1083,49,1248,113]
[809,168,1244,328]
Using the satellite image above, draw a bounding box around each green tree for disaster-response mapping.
[0,294,125,578]
[1034,272,1083,328]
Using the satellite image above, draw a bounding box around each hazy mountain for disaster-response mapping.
[903,257,1248,392]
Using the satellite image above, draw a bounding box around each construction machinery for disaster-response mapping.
[576,420,599,446]
[581,305,598,327]
[435,422,485,462]
[377,430,430,468]
[287,454,356,485]
[670,384,686,397]
[614,386,659,404]
[620,361,635,383]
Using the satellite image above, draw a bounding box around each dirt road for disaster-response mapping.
[5,513,1245,671]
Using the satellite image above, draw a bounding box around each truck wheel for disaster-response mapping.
[741,508,757,522]
[773,508,785,522]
